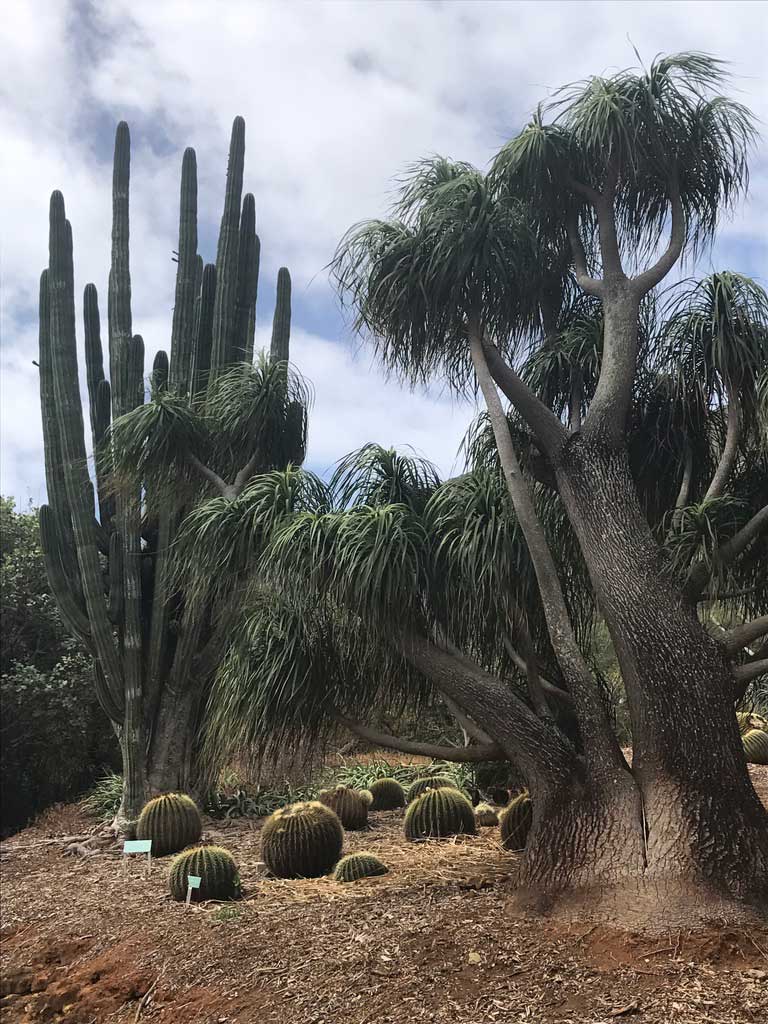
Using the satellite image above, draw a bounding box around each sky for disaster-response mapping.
[1,0,766,507]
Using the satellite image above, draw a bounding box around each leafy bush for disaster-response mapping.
[82,771,124,821]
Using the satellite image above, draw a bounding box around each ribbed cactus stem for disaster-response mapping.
[270,267,291,365]
[210,116,245,376]
[318,786,369,830]
[191,263,217,395]
[260,801,344,878]
[152,350,169,392]
[38,270,68,520]
[169,147,198,392]
[333,852,389,883]
[406,776,455,803]
[169,846,241,902]
[83,284,105,445]
[743,729,768,764]
[404,787,476,841]
[47,192,124,718]
[136,792,202,856]
[499,791,533,850]
[369,778,406,811]
[108,121,132,413]
[233,193,259,363]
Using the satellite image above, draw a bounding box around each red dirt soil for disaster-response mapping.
[1,765,767,1024]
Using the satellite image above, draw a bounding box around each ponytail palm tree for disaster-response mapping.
[331,52,768,926]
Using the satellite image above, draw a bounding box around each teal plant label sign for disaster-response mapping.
[187,875,202,889]
[124,839,152,853]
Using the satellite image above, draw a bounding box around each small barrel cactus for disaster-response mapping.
[333,851,389,883]
[404,787,477,841]
[369,777,406,810]
[260,800,344,878]
[743,728,768,765]
[474,802,499,827]
[359,789,374,808]
[169,845,241,902]
[406,775,455,803]
[500,791,533,850]
[136,792,202,856]
[317,785,369,830]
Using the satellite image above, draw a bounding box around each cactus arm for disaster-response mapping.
[108,122,132,413]
[38,504,91,643]
[48,192,124,715]
[107,529,124,625]
[244,235,261,364]
[83,283,105,447]
[152,350,169,392]
[191,264,216,396]
[38,270,70,519]
[169,147,198,393]
[209,116,245,376]
[269,267,291,364]
[233,193,259,363]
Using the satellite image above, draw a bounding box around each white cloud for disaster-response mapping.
[1,0,766,503]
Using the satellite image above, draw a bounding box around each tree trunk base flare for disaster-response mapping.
[510,772,768,931]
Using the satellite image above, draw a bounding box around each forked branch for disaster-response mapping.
[335,715,504,762]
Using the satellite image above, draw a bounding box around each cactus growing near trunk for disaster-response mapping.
[404,787,476,840]
[474,802,499,827]
[499,792,533,851]
[743,729,768,765]
[136,792,202,856]
[260,801,344,878]
[37,118,307,823]
[369,777,406,810]
[333,852,389,882]
[169,845,241,901]
[318,785,369,830]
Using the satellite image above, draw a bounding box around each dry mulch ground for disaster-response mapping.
[1,767,767,1024]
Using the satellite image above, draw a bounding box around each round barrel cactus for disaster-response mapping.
[369,777,406,810]
[743,728,768,765]
[404,787,476,841]
[406,775,455,803]
[474,802,499,827]
[317,785,369,830]
[333,851,389,883]
[260,800,344,878]
[499,791,533,850]
[136,792,202,856]
[359,789,374,808]
[169,845,241,902]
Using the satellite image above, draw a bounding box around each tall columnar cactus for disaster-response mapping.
[369,778,406,811]
[404,787,477,840]
[136,792,203,856]
[406,776,455,803]
[333,852,389,883]
[317,785,369,830]
[169,845,241,902]
[270,267,291,364]
[743,728,768,765]
[38,117,306,823]
[499,791,533,850]
[260,801,344,878]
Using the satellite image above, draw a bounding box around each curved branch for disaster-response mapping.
[732,659,768,686]
[566,211,603,296]
[631,180,684,296]
[335,716,504,762]
[724,615,768,656]
[688,504,768,601]
[501,633,575,707]
[480,339,568,459]
[187,454,232,498]
[703,395,740,502]
[232,450,262,496]
[441,695,495,746]
[675,446,694,510]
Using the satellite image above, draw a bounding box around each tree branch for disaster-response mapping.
[501,633,575,707]
[732,659,768,686]
[187,455,232,498]
[675,446,693,510]
[480,339,568,459]
[687,504,768,601]
[335,715,504,762]
[569,371,583,432]
[232,450,262,496]
[631,179,684,296]
[441,695,495,746]
[703,395,740,502]
[566,210,603,296]
[723,615,768,656]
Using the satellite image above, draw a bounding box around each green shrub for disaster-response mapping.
[82,770,124,821]
[260,800,343,878]
[404,787,476,840]
[169,845,241,902]
[136,793,202,856]
[333,852,389,882]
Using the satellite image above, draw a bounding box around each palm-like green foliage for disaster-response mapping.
[331,443,441,512]
[491,53,755,264]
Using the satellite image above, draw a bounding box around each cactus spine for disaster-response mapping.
[333,852,389,883]
[369,778,406,810]
[406,776,455,803]
[404,787,476,841]
[260,801,344,878]
[38,117,305,821]
[136,793,203,856]
[743,729,768,765]
[169,846,241,901]
[318,786,369,830]
[499,792,533,850]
